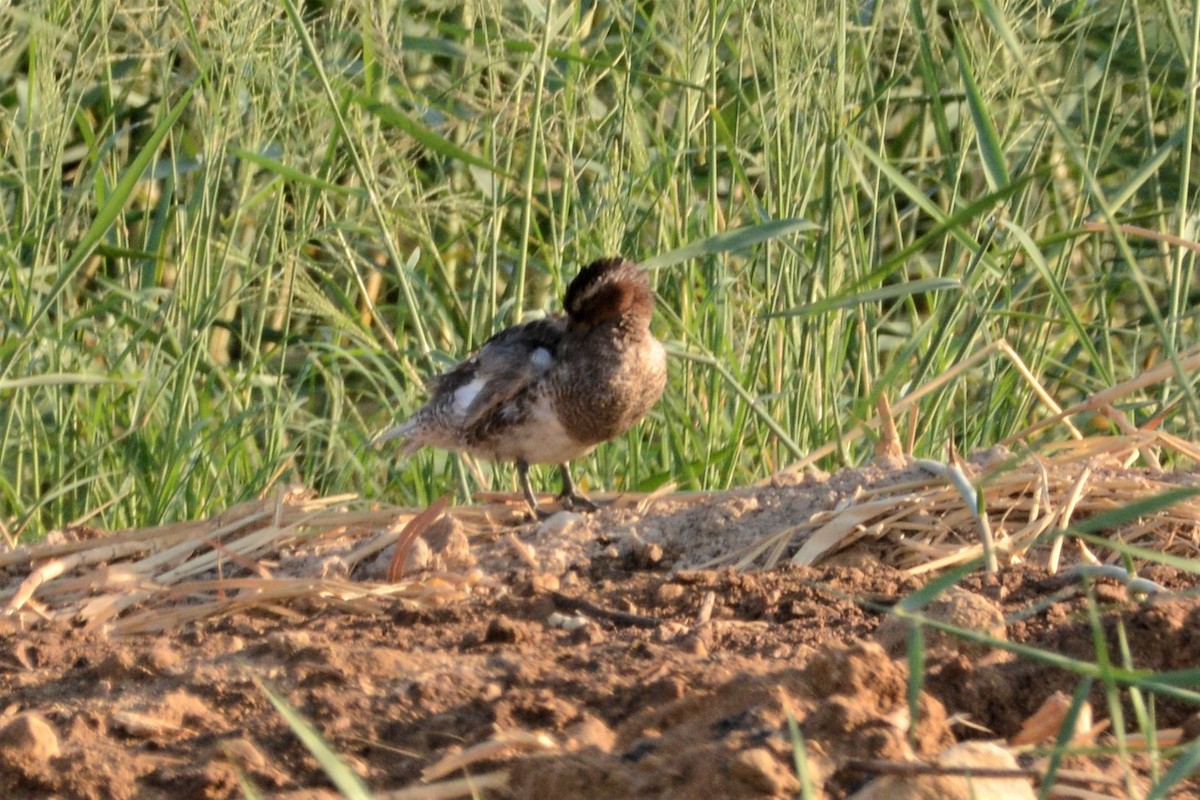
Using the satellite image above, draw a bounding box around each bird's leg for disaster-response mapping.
[516,459,549,519]
[557,463,598,512]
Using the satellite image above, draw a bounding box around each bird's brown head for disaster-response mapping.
[564,257,655,329]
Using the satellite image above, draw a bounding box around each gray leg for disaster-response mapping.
[516,459,547,518]
[557,463,598,512]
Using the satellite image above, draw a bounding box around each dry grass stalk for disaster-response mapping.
[5,418,1199,632]
[1005,343,1200,445]
[0,490,324,569]
[917,459,998,572]
[791,495,924,566]
[721,432,1200,571]
[378,770,509,800]
[420,729,557,782]
[104,573,478,635]
[0,488,494,633]
[775,337,1084,478]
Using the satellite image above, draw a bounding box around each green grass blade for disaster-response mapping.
[13,82,197,343]
[1144,737,1200,800]
[844,132,983,256]
[279,0,432,358]
[786,710,816,798]
[229,145,368,197]
[905,622,926,746]
[953,34,1010,190]
[1104,124,1188,212]
[667,345,805,458]
[353,97,514,180]
[1000,220,1108,383]
[1069,486,1200,538]
[256,679,373,800]
[641,218,820,271]
[1036,679,1093,800]
[909,0,955,183]
[765,277,962,319]
[896,607,1200,703]
[0,374,135,390]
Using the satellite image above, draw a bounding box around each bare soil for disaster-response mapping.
[3,456,1200,799]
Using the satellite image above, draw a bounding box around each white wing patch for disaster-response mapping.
[531,347,554,371]
[452,377,486,415]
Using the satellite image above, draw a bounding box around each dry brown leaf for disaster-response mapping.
[1010,691,1102,747]
[388,495,451,582]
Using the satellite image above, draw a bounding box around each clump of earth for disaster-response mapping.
[2,455,1198,799]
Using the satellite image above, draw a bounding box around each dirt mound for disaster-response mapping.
[3,447,1200,798]
[508,640,952,799]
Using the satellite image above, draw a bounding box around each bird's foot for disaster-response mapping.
[513,498,553,522]
[522,499,588,522]
[556,464,598,514]
[557,491,599,514]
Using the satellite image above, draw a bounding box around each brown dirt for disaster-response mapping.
[3,455,1200,799]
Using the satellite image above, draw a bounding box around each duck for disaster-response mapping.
[373,257,667,517]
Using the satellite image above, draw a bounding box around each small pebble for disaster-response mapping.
[729,747,798,795]
[567,715,616,752]
[403,537,432,574]
[266,630,312,654]
[680,633,709,658]
[633,542,664,567]
[538,511,583,536]
[655,582,685,603]
[0,713,60,763]
[222,736,269,771]
[529,572,561,593]
[484,617,522,644]
[546,612,590,631]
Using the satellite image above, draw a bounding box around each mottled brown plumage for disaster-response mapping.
[373,257,667,516]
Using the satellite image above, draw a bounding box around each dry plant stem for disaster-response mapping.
[106,574,471,635]
[377,771,510,800]
[1047,465,1093,574]
[1082,221,1200,256]
[634,481,678,513]
[875,393,903,459]
[4,553,84,611]
[1043,768,1127,789]
[696,590,716,625]
[720,432,1200,572]
[421,730,556,782]
[342,517,414,571]
[1100,402,1162,469]
[4,491,489,631]
[0,492,348,570]
[8,432,1200,630]
[1120,729,1185,748]
[789,495,924,567]
[1004,344,1200,445]
[845,758,1040,780]
[777,338,1080,477]
[549,590,661,629]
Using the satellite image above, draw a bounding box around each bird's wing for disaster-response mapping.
[429,316,567,431]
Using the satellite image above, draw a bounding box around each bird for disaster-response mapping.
[373,257,667,517]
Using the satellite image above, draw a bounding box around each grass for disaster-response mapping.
[2,0,1199,537]
[5,3,1200,796]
